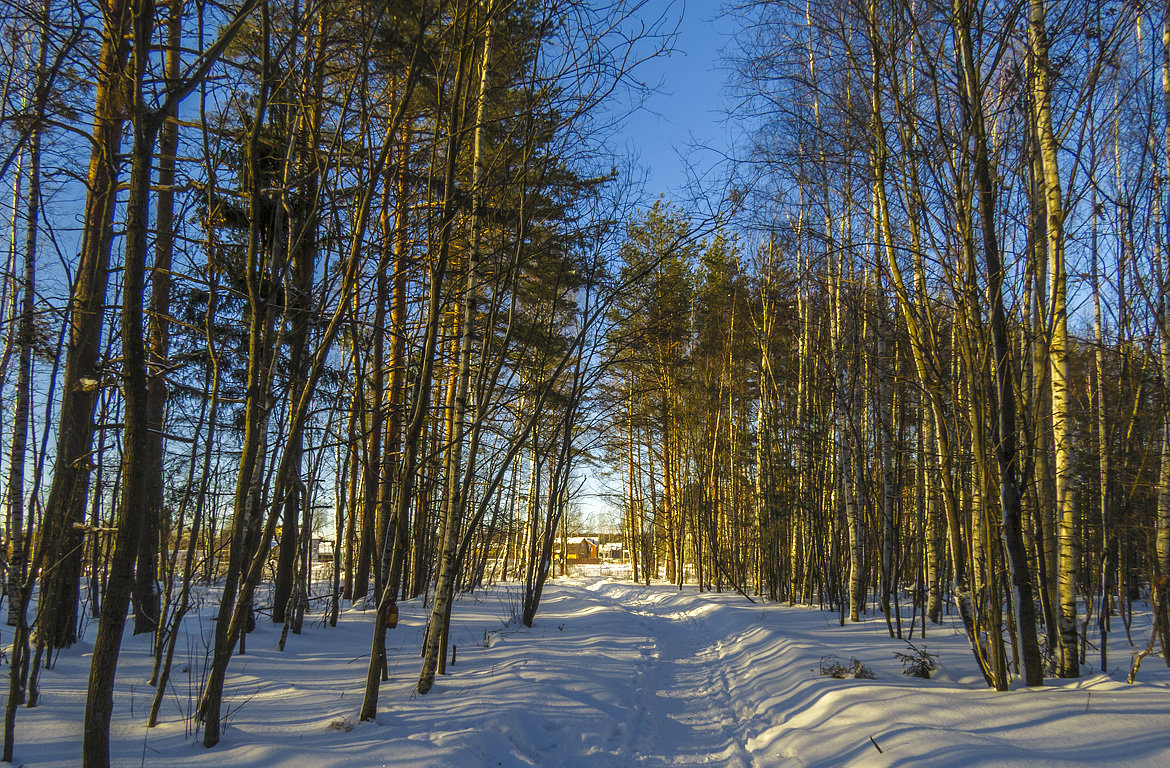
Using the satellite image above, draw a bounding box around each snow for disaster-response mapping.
[9,578,1170,767]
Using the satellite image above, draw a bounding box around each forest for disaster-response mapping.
[1,0,1170,765]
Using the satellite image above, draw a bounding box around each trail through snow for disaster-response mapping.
[593,582,753,766]
[11,577,1170,767]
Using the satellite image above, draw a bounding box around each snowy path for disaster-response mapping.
[596,583,755,766]
[13,577,1170,767]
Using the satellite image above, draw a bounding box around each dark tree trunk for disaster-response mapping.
[37,0,132,652]
[83,3,160,760]
[134,0,185,637]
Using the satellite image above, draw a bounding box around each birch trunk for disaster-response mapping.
[1030,0,1079,678]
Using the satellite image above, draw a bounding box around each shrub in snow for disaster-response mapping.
[895,641,937,679]
[820,655,874,679]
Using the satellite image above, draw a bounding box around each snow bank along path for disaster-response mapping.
[13,577,1170,766]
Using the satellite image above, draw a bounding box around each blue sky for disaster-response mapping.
[579,1,737,529]
[621,0,735,202]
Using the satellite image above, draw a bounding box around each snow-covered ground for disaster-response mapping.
[10,578,1170,767]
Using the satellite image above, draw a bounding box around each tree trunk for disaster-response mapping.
[359,4,469,715]
[134,0,186,638]
[955,0,1043,685]
[5,0,49,631]
[1155,4,1170,664]
[83,4,161,762]
[419,5,494,693]
[37,0,132,651]
[1029,0,1078,678]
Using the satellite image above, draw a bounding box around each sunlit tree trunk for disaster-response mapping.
[867,11,987,676]
[420,8,495,691]
[359,1,471,714]
[1030,0,1078,678]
